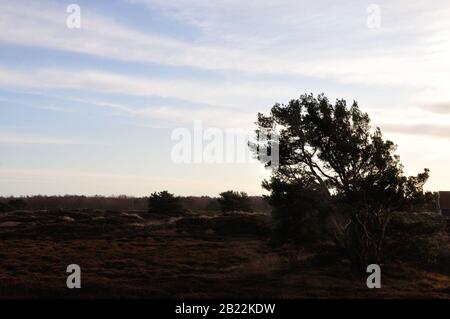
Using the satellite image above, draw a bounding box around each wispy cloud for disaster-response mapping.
[0,65,293,121]
[68,96,254,127]
[420,103,450,115]
[0,1,287,74]
[381,123,450,139]
[2,0,450,91]
[0,132,103,145]
[2,0,450,194]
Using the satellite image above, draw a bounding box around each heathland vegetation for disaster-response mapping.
[0,93,449,298]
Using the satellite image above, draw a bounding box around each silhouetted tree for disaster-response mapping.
[251,93,430,268]
[148,191,183,215]
[218,191,253,213]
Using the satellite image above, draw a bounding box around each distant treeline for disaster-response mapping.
[0,195,271,213]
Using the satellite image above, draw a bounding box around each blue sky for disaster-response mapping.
[1,0,450,196]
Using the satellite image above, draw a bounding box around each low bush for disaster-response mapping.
[148,191,184,215]
[384,212,447,265]
[0,202,12,213]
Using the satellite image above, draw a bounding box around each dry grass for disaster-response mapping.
[0,210,450,298]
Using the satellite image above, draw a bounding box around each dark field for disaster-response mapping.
[1,210,450,298]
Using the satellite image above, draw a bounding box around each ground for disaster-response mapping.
[0,209,449,298]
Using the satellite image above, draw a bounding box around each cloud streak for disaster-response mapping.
[420,103,450,115]
[381,123,450,139]
[0,132,103,145]
[1,0,450,91]
[0,66,288,106]
[2,0,450,194]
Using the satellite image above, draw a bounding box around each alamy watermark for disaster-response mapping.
[66,4,81,29]
[66,264,81,289]
[366,264,381,288]
[170,120,279,170]
[366,4,381,29]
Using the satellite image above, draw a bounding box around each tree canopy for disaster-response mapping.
[252,93,430,267]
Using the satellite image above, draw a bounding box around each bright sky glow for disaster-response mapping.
[1,0,449,196]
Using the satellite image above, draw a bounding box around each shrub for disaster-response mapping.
[148,191,183,215]
[217,191,252,213]
[266,180,330,245]
[7,199,27,210]
[0,202,12,213]
[384,212,447,265]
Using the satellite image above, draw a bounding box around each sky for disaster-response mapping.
[0,0,450,196]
